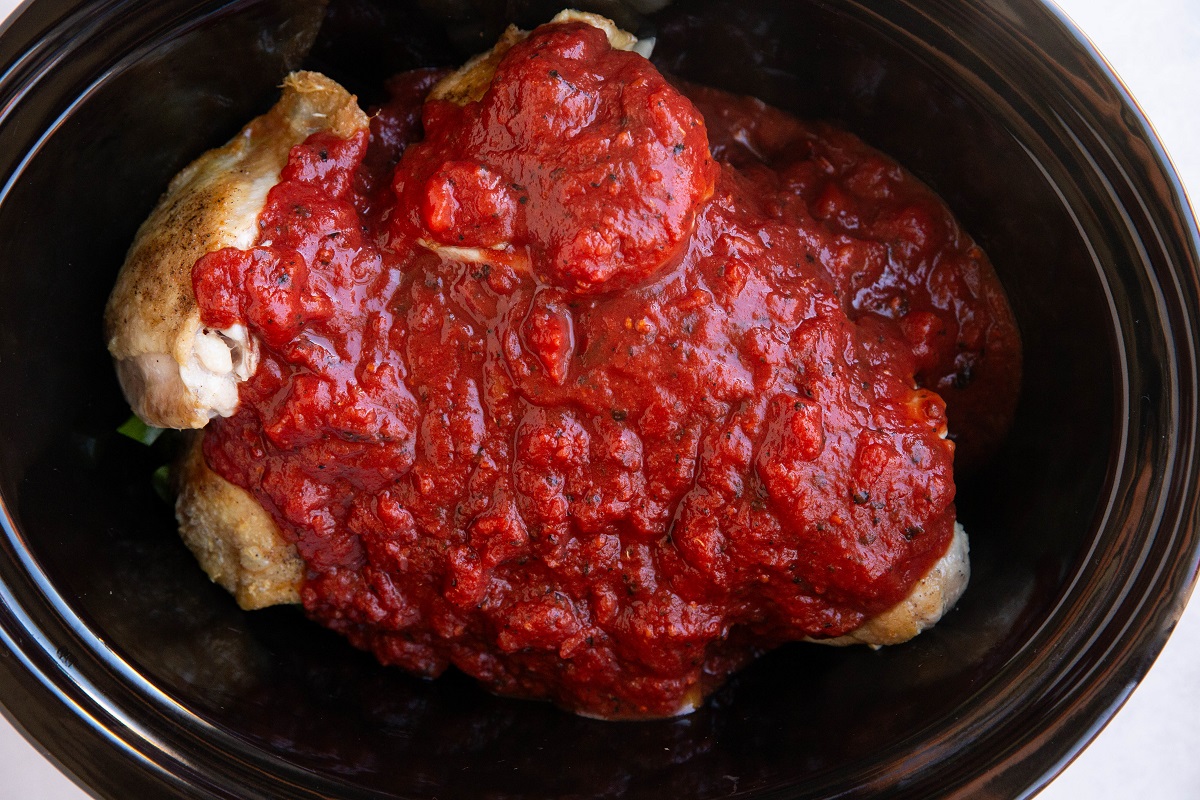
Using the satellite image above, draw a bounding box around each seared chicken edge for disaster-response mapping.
[808,523,970,648]
[104,71,369,429]
[176,432,302,609]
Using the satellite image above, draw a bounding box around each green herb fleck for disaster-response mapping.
[117,414,164,446]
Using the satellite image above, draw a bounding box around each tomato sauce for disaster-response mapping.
[192,21,1020,718]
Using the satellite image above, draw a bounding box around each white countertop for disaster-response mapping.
[0,0,1196,796]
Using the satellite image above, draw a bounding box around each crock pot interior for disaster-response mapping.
[0,0,1177,797]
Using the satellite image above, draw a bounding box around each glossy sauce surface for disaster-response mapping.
[192,22,1020,717]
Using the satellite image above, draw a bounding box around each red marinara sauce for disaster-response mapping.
[192,21,1020,718]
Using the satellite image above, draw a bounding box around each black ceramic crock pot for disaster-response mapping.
[0,0,1196,797]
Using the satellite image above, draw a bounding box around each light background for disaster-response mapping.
[0,0,1196,796]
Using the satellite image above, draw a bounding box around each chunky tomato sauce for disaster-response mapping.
[192,22,1020,718]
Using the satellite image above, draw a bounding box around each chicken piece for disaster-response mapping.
[810,523,970,647]
[415,11,657,280]
[111,19,970,657]
[428,10,652,107]
[105,71,367,609]
[104,71,369,429]
[421,12,970,646]
[175,432,302,609]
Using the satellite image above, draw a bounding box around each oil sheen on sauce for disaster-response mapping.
[191,22,1020,718]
